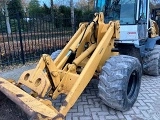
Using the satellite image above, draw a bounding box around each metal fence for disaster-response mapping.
[0,13,91,68]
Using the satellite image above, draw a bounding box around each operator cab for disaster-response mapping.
[95,0,150,46]
[152,8,160,29]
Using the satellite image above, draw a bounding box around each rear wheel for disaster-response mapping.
[51,50,61,60]
[143,45,160,76]
[98,55,142,111]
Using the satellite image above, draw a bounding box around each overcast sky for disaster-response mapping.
[39,0,50,6]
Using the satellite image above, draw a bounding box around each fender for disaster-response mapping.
[145,36,160,50]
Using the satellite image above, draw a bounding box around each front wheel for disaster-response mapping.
[51,50,61,60]
[98,55,142,111]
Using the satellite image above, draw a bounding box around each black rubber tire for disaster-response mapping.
[51,50,61,60]
[143,45,160,76]
[118,44,142,65]
[98,55,142,111]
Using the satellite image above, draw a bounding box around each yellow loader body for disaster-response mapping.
[0,13,120,119]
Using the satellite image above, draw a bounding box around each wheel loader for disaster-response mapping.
[0,0,160,119]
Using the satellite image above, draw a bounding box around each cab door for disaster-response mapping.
[137,0,149,39]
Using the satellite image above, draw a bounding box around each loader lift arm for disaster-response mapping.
[0,13,120,119]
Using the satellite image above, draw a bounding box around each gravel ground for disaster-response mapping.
[0,63,37,120]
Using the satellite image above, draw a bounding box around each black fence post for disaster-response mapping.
[17,12,25,64]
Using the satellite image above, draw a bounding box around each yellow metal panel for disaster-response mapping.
[54,24,86,67]
[0,78,59,119]
[52,71,79,99]
[59,22,117,116]
[18,69,50,97]
[73,44,97,65]
[0,13,120,119]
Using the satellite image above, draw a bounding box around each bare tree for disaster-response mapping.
[75,0,88,10]
[70,0,74,34]
[75,0,94,11]
[0,0,11,34]
[51,0,54,22]
[88,0,95,10]
[21,0,30,13]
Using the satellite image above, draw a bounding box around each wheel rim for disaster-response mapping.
[127,70,138,100]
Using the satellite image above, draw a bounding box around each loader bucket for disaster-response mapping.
[0,77,62,120]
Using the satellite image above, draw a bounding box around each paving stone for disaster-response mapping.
[138,106,150,110]
[97,112,109,116]
[0,64,160,120]
[108,108,116,115]
[99,116,106,120]
[65,113,72,120]
[132,107,141,114]
[72,113,84,117]
[90,108,102,112]
[78,105,84,112]
[70,108,78,113]
[124,115,132,120]
[116,111,125,119]
[141,110,150,118]
[105,115,119,120]
[143,99,154,103]
[80,116,92,120]
[138,100,146,106]
[101,104,108,111]
[91,112,99,120]
[84,108,91,115]
[72,117,79,120]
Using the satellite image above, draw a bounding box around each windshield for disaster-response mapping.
[96,0,106,11]
[96,0,137,24]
